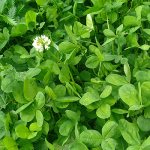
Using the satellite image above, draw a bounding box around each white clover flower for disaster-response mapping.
[32,35,51,52]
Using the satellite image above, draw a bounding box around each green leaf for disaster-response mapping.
[89,45,104,61]
[27,132,38,139]
[119,84,139,106]
[42,121,49,135]
[40,60,60,75]
[85,56,99,69]
[0,28,9,50]
[26,68,41,79]
[59,120,74,136]
[25,10,37,30]
[103,29,115,37]
[46,6,57,23]
[64,25,77,44]
[126,145,141,150]
[56,96,80,103]
[91,0,104,8]
[123,16,139,27]
[59,64,70,83]
[119,119,141,145]
[65,110,80,122]
[45,86,57,100]
[101,138,117,150]
[15,101,33,114]
[135,71,150,82]
[29,122,42,132]
[11,24,27,37]
[24,78,38,101]
[141,81,150,106]
[135,5,142,20]
[66,82,81,98]
[0,111,5,139]
[102,37,115,46]
[112,108,128,114]
[101,97,115,107]
[0,0,7,13]
[137,116,150,131]
[79,130,102,148]
[129,105,143,111]
[143,29,150,35]
[96,104,111,119]
[54,102,69,109]
[102,121,119,139]
[0,14,17,26]
[1,75,16,93]
[36,110,44,127]
[80,91,100,106]
[35,92,45,109]
[69,141,88,150]
[3,136,18,150]
[141,136,150,150]
[79,70,91,81]
[54,85,66,97]
[86,14,94,30]
[144,106,150,118]
[13,44,28,57]
[12,82,27,104]
[17,139,33,150]
[59,42,77,54]
[45,139,54,150]
[139,44,150,51]
[100,85,112,98]
[124,63,131,82]
[116,24,123,34]
[15,124,30,139]
[20,104,35,122]
[126,33,139,47]
[0,92,7,109]
[73,21,91,38]
[36,0,49,6]
[106,74,128,86]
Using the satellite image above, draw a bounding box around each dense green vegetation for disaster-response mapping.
[0,0,150,149]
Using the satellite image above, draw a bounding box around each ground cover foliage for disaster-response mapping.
[0,0,150,149]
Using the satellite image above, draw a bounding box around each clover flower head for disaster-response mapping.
[32,35,51,52]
